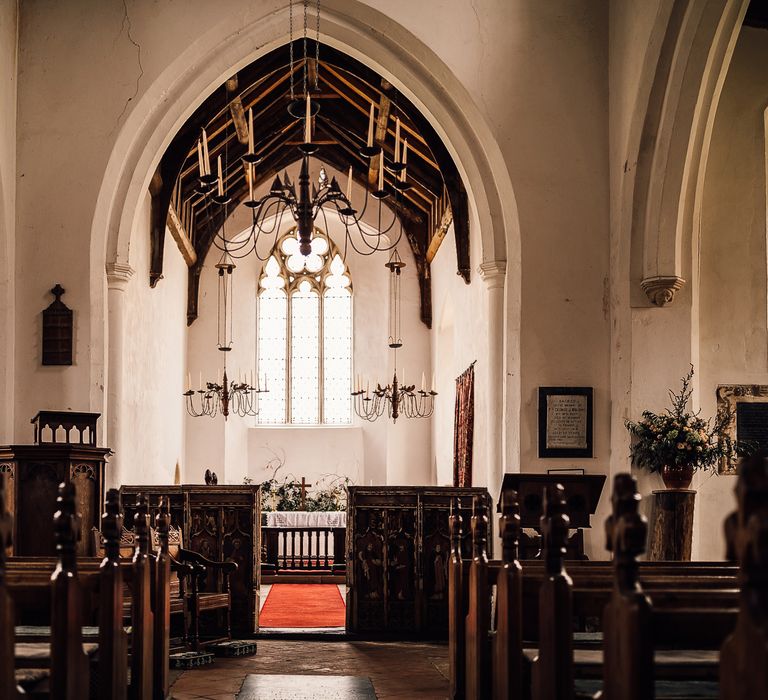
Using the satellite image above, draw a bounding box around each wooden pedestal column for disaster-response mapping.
[648,489,695,561]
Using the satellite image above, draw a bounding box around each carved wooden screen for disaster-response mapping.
[121,484,261,636]
[346,486,490,637]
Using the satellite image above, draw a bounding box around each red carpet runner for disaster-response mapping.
[259,584,346,628]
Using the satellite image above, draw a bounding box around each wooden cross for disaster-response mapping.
[288,477,312,510]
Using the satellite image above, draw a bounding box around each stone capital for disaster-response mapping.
[478,260,506,289]
[640,275,685,307]
[106,262,135,290]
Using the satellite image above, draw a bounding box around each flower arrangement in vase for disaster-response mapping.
[624,366,749,489]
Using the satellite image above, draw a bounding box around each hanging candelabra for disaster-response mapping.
[184,254,268,419]
[352,249,436,423]
[194,0,412,264]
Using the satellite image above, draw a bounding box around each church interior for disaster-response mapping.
[2,0,768,698]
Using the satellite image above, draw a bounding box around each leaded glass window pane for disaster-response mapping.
[257,286,287,424]
[290,280,320,424]
[257,230,353,426]
[323,286,352,424]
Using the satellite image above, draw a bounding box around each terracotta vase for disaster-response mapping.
[661,463,694,490]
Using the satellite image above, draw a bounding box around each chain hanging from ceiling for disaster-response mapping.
[352,249,437,423]
[194,0,412,266]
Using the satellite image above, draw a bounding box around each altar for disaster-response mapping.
[264,510,347,528]
[262,510,347,575]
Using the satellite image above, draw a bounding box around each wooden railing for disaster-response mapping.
[263,527,346,573]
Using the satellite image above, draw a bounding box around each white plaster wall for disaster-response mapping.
[0,0,17,441]
[697,26,768,560]
[430,221,488,488]
[120,192,187,485]
[185,165,432,488]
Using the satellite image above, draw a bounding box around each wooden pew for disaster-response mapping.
[452,477,741,700]
[465,496,492,700]
[717,453,768,699]
[448,500,470,700]
[493,488,524,700]
[99,488,128,700]
[2,485,171,699]
[530,484,574,700]
[1,473,23,698]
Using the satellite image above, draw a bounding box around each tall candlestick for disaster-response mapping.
[367,103,375,147]
[346,165,353,201]
[202,128,211,175]
[394,117,400,162]
[304,94,312,143]
[378,150,384,191]
[217,155,224,196]
[248,107,254,154]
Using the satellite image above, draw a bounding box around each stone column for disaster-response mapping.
[479,260,506,502]
[105,262,134,489]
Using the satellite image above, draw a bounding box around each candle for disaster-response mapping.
[197,141,205,178]
[431,372,435,392]
[304,94,312,143]
[187,372,191,391]
[217,155,224,196]
[401,139,408,180]
[202,128,211,176]
[366,103,375,147]
[248,107,254,154]
[346,165,353,201]
[378,150,384,191]
[394,117,400,162]
[248,163,254,201]
[421,372,425,392]
[250,370,254,388]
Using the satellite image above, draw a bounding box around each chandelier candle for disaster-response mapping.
[394,117,400,162]
[248,107,254,155]
[202,127,211,176]
[367,103,374,147]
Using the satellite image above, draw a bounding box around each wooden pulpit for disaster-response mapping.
[0,410,110,557]
[498,472,606,559]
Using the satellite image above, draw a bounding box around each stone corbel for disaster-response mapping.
[640,275,685,307]
[106,262,135,290]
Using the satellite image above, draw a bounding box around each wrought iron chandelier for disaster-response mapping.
[183,256,268,419]
[352,249,436,423]
[195,0,411,264]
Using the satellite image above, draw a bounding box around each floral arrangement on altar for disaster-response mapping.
[245,450,351,511]
[624,366,750,488]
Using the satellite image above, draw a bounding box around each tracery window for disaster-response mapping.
[257,229,352,425]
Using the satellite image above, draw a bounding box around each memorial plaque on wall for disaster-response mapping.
[717,384,768,474]
[538,387,593,458]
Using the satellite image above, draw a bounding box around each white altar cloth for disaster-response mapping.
[264,511,347,528]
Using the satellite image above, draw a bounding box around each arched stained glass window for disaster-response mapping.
[257,229,352,425]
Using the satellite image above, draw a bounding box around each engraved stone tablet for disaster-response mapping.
[736,402,768,451]
[538,387,593,458]
[546,395,588,450]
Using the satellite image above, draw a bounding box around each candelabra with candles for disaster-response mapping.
[184,369,268,420]
[194,3,412,264]
[183,253,268,419]
[352,370,436,423]
[352,249,437,423]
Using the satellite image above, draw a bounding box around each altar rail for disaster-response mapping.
[263,526,346,573]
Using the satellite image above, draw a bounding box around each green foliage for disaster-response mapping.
[624,366,751,473]
[255,460,350,512]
